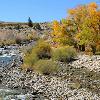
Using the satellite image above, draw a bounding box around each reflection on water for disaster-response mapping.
[0,56,12,66]
[0,89,20,100]
[0,89,34,100]
[0,55,16,67]
[0,47,17,67]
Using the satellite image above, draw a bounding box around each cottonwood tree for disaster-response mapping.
[51,19,75,47]
[51,2,100,54]
[68,2,100,53]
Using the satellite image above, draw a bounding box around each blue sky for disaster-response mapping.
[0,0,99,22]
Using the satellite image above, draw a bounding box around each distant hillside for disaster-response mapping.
[0,22,51,30]
[0,21,52,45]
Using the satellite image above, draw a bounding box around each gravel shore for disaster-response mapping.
[0,54,100,100]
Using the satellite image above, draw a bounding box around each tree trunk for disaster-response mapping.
[91,45,96,55]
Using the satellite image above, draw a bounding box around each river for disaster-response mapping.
[0,47,26,100]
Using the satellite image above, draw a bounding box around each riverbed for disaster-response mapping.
[0,46,25,100]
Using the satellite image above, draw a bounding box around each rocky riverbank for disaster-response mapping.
[0,54,100,99]
[71,54,100,72]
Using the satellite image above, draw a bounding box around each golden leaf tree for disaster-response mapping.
[51,2,100,54]
[68,2,100,53]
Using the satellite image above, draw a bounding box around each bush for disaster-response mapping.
[35,40,52,59]
[33,60,59,75]
[22,40,52,70]
[15,37,22,44]
[96,45,100,52]
[59,37,75,46]
[34,23,41,30]
[0,40,16,46]
[23,52,38,69]
[52,46,77,62]
[85,47,93,55]
[0,31,16,45]
[26,32,39,41]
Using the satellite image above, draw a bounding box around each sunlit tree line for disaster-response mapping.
[51,2,100,54]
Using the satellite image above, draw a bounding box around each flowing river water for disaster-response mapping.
[0,47,28,100]
[0,47,42,100]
